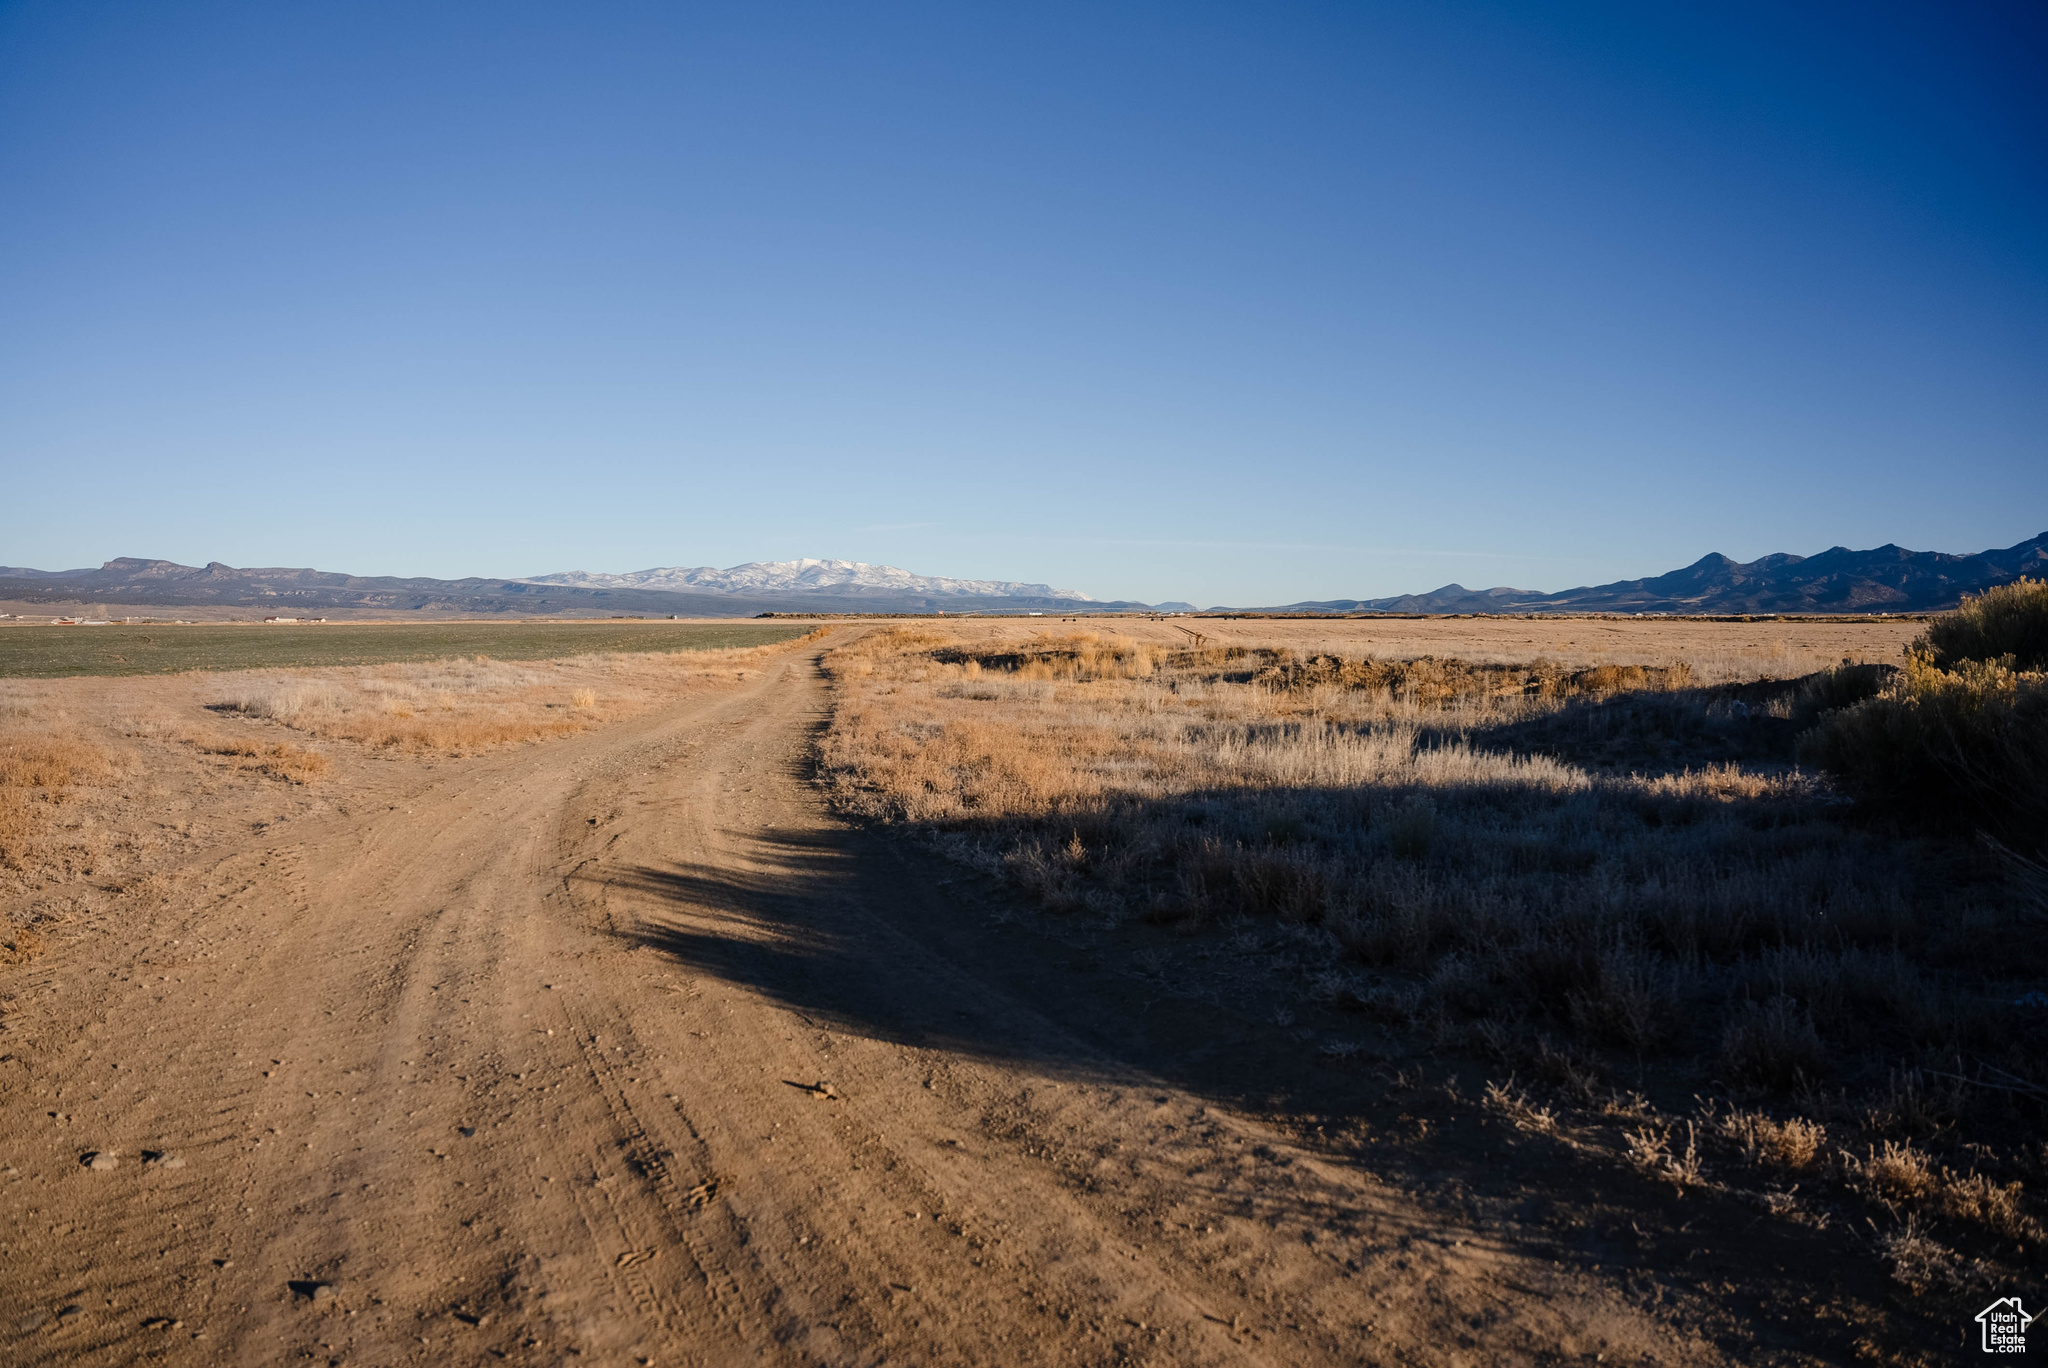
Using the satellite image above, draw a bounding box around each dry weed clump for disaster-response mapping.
[1624,1121,1705,1193]
[1481,1078,1558,1135]
[820,624,2048,1265]
[1716,1111,1827,1172]
[1849,1140,1939,1205]
[1877,1221,1988,1294]
[0,731,121,871]
[0,734,120,789]
[199,738,332,783]
[1840,1140,2044,1242]
[1935,1171,2040,1243]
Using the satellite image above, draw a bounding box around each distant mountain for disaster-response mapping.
[523,558,1092,601]
[0,557,1142,617]
[1284,585,1546,614]
[1265,532,2048,615]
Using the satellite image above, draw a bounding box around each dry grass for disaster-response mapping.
[0,729,121,871]
[819,623,2047,1270]
[1624,1121,1705,1193]
[1877,1222,1986,1294]
[198,738,332,783]
[0,790,38,871]
[1482,1078,1558,1135]
[211,634,820,755]
[818,630,1992,1078]
[1850,1140,1939,1205]
[1716,1110,1828,1172]
[0,734,120,789]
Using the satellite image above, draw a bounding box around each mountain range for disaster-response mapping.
[522,559,1092,601]
[1271,532,2048,615]
[0,557,1141,617]
[1,532,2040,619]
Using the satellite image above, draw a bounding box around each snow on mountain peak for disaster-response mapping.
[522,559,1094,600]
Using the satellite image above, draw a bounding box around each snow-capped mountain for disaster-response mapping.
[522,559,1095,601]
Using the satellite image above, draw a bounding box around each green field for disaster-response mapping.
[0,621,813,678]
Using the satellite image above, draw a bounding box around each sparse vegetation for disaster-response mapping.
[210,636,817,753]
[819,622,2047,1285]
[198,738,332,783]
[0,734,119,789]
[1714,1109,1826,1172]
[0,731,119,872]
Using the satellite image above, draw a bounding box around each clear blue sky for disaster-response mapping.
[2,1,2043,605]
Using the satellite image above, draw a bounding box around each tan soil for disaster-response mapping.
[2,640,1864,1365]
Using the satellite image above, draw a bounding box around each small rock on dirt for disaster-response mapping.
[141,1150,185,1169]
[81,1150,118,1170]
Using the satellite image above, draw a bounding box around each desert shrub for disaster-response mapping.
[1861,1068,1968,1139]
[1877,1222,1984,1293]
[1717,1110,1827,1172]
[1937,1171,2041,1242]
[1798,656,2048,846]
[1569,663,1692,694]
[1917,577,2048,671]
[1565,943,1675,1054]
[1719,995,1827,1090]
[1798,661,1895,715]
[1850,1139,1938,1205]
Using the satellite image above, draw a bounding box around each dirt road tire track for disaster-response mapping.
[2,646,1727,1366]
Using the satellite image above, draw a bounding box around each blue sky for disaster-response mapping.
[2,1,2043,605]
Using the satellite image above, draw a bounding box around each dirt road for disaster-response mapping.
[2,646,1728,1366]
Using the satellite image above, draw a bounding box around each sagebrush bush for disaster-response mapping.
[1917,576,2048,671]
[1798,661,1894,715]
[1798,656,2048,846]
[1720,996,1828,1090]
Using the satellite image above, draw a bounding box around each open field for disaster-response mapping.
[0,615,2030,1365]
[1085,613,1925,679]
[0,620,813,678]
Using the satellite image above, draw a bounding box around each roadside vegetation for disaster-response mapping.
[1800,578,2048,849]
[819,606,2048,1309]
